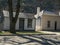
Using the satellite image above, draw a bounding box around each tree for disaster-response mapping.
[57,0,60,10]
[41,0,54,11]
[8,0,20,33]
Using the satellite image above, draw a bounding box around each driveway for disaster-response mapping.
[0,35,60,45]
[40,31,60,35]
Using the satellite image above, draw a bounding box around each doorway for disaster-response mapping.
[54,21,57,30]
[19,18,24,31]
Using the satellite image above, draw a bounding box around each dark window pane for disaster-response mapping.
[27,19,32,28]
[47,21,50,28]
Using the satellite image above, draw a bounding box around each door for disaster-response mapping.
[54,21,57,30]
[19,18,24,31]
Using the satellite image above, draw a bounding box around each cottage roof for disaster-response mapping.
[3,10,35,18]
[43,11,58,16]
[35,7,59,17]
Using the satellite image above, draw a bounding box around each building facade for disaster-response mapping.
[2,7,60,31]
[42,12,60,31]
[35,7,60,31]
[3,10,35,31]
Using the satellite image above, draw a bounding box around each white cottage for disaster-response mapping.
[35,7,60,31]
[2,7,60,31]
[3,10,35,31]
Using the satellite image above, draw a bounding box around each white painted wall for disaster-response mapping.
[3,17,35,30]
[15,18,19,30]
[3,10,35,30]
[42,15,60,30]
[35,18,42,31]
[3,17,19,30]
[3,17,10,30]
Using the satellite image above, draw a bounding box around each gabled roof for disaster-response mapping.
[43,11,58,16]
[3,10,35,18]
[34,10,60,19]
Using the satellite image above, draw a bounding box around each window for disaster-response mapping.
[47,21,50,28]
[27,19,32,28]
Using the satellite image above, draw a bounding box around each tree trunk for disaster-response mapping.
[8,0,16,33]
[10,20,16,33]
[8,0,20,33]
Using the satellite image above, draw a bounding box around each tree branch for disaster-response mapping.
[14,0,20,23]
[8,0,13,21]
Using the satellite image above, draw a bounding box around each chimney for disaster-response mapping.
[37,7,40,14]
[59,11,60,16]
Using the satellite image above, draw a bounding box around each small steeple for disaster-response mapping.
[37,7,40,14]
[59,11,60,16]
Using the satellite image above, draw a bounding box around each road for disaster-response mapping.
[0,35,60,45]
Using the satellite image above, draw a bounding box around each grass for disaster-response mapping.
[0,31,53,35]
[16,31,45,34]
[0,31,12,35]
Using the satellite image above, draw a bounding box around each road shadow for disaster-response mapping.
[0,34,60,45]
[29,35,60,45]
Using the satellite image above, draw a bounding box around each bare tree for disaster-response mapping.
[8,0,20,33]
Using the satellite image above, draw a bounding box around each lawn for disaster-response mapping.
[0,31,12,35]
[16,31,44,34]
[0,31,53,35]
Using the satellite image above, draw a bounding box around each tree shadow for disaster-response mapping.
[28,35,60,45]
[1,34,60,45]
[17,35,52,45]
[17,35,60,45]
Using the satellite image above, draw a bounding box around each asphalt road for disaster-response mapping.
[0,35,60,45]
